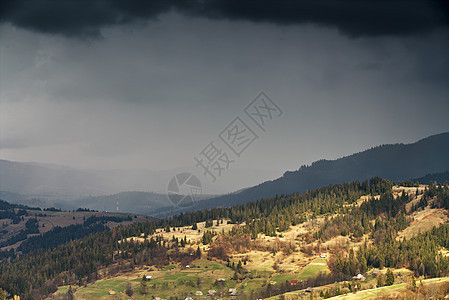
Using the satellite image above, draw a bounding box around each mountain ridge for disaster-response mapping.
[184,132,449,211]
[1,132,448,215]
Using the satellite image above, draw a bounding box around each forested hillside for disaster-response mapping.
[1,177,448,299]
[0,204,150,261]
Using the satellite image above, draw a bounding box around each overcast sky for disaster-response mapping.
[1,0,449,193]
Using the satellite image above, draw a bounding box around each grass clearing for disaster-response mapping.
[271,257,329,284]
[298,257,329,279]
[60,260,237,299]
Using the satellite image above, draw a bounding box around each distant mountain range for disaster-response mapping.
[71,191,213,215]
[413,171,449,185]
[1,132,448,215]
[177,132,449,212]
[0,159,115,199]
[0,189,175,214]
[0,159,272,204]
[0,160,182,213]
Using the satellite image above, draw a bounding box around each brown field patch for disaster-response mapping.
[398,208,448,239]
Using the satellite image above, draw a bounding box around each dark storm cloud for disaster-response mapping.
[1,0,448,38]
[0,0,173,37]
